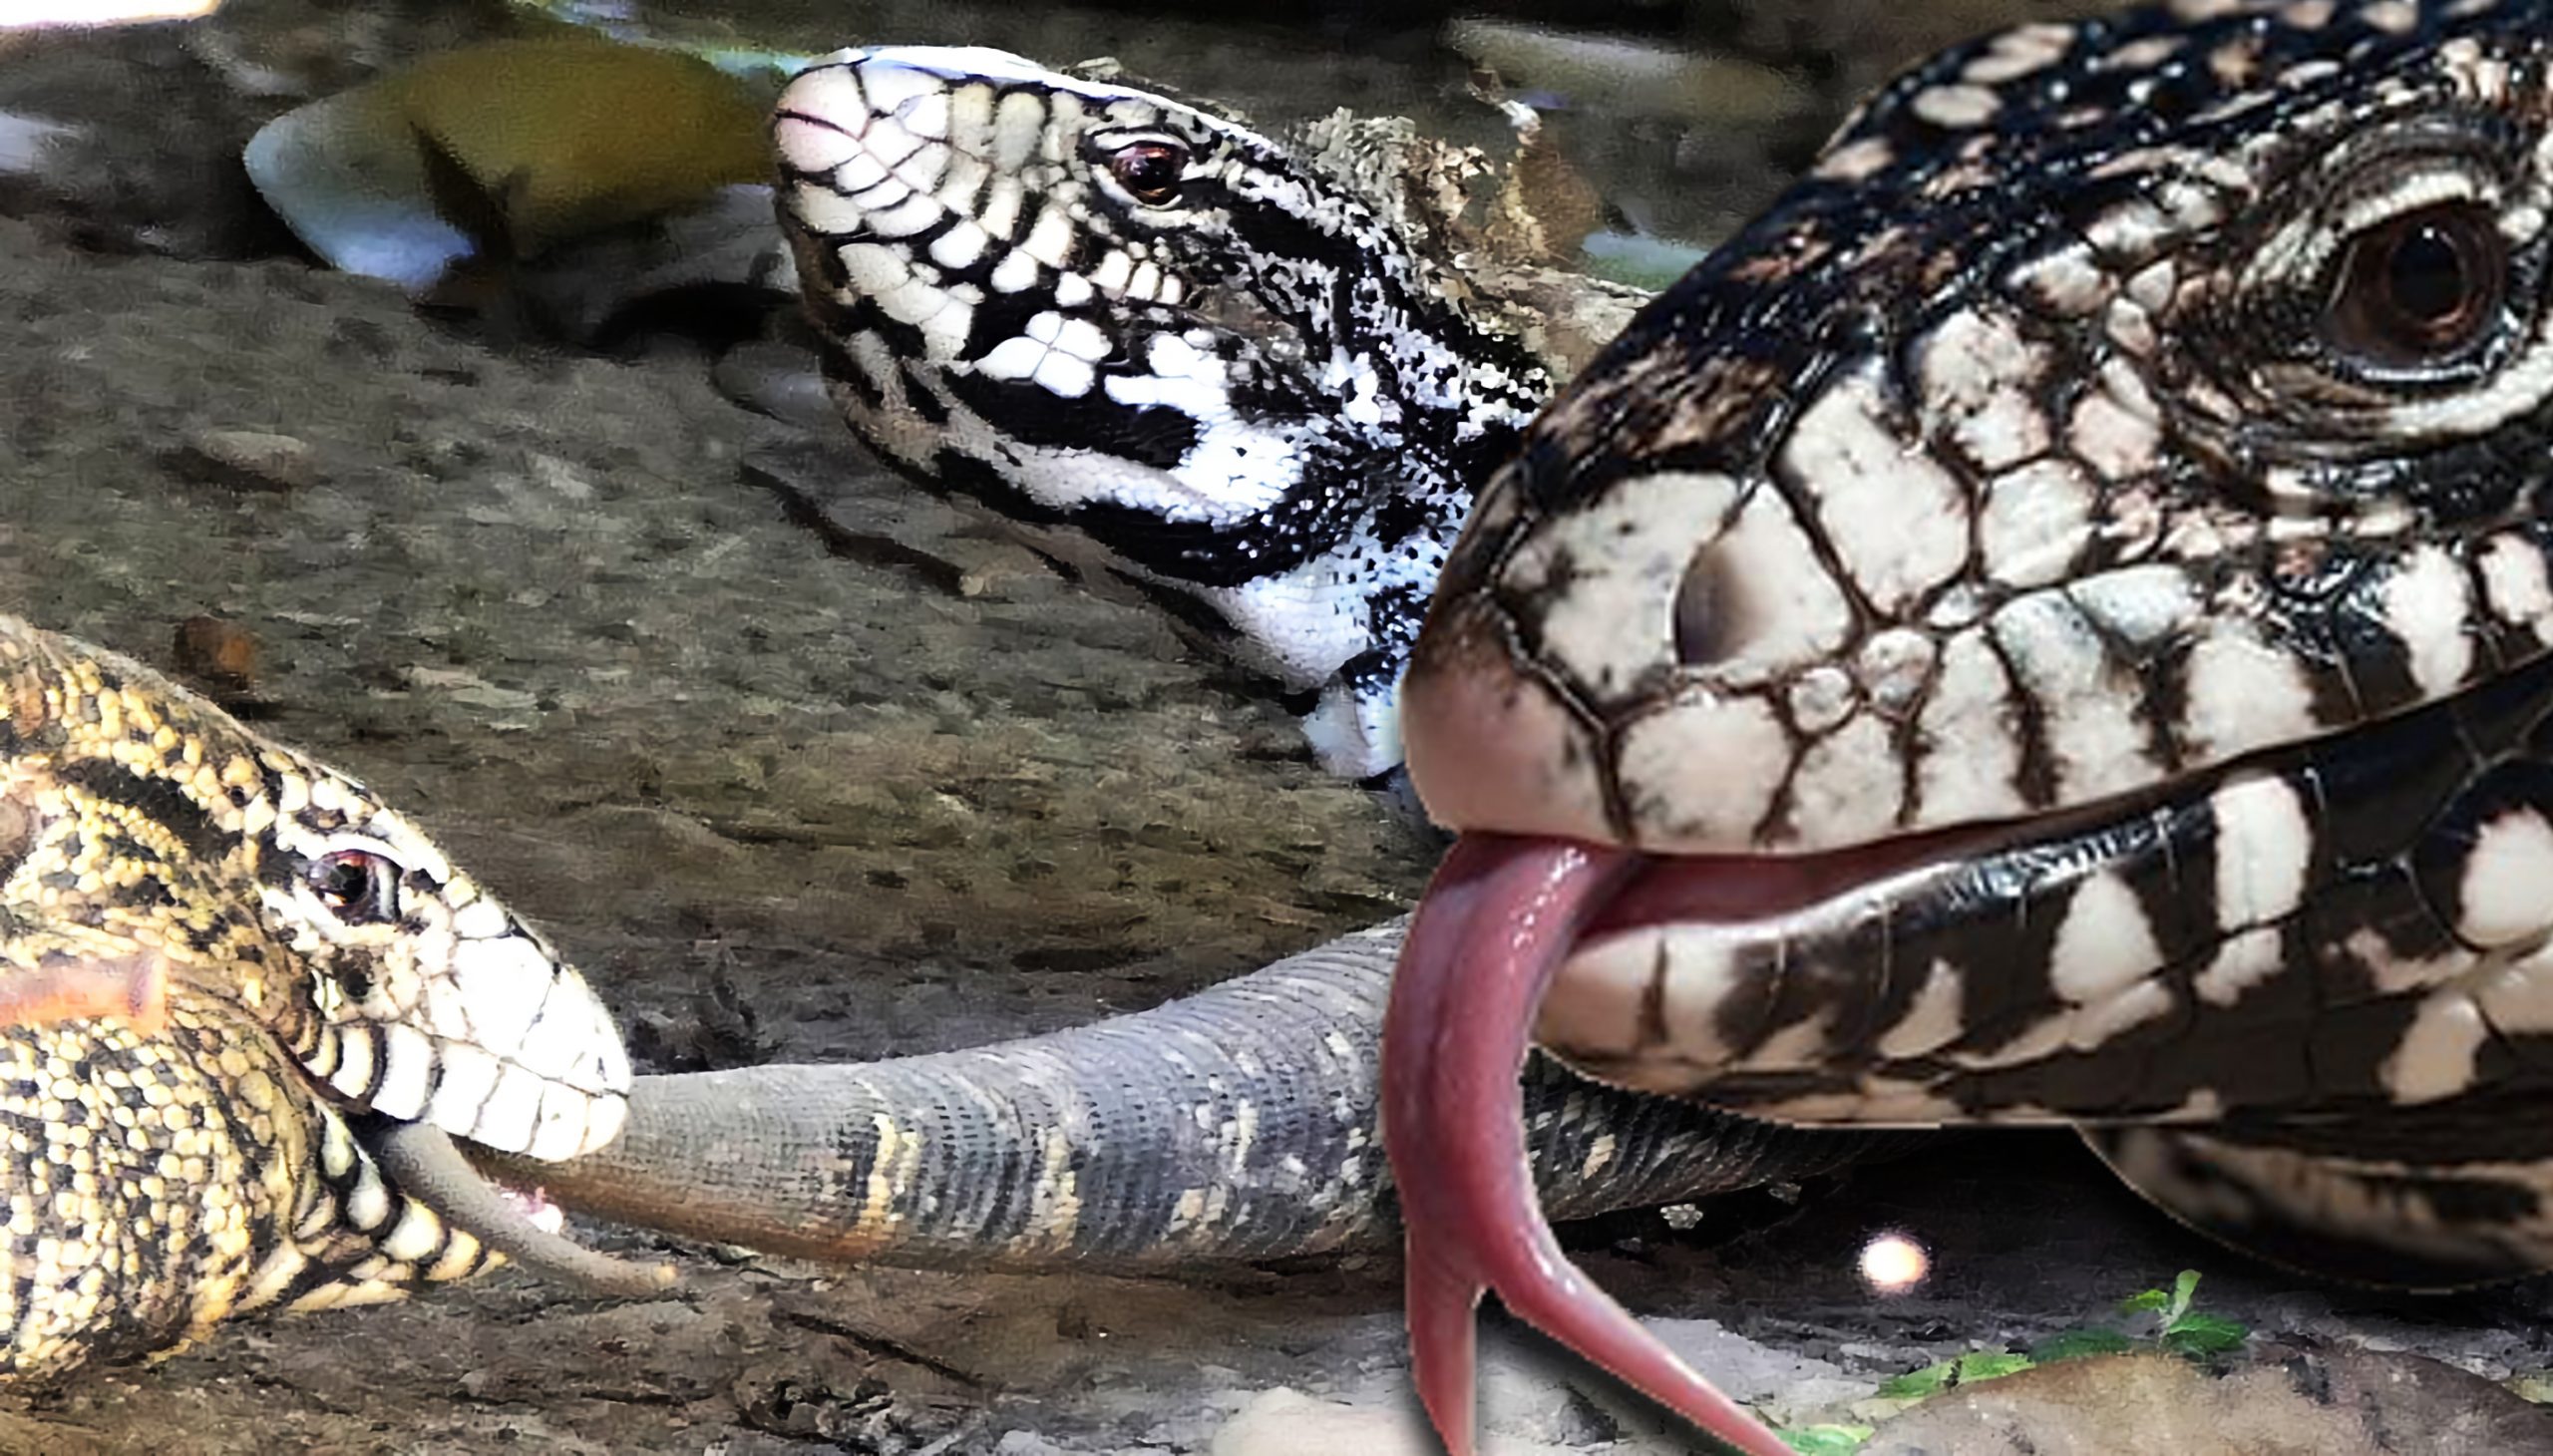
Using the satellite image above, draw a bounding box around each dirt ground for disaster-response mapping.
[2,3,2553,1453]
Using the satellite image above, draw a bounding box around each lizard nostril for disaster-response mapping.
[1672,541,1739,668]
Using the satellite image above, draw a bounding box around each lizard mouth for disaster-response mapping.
[0,949,670,1298]
[358,1114,677,1298]
[1387,626,2553,1455]
[1536,782,2175,1104]
[1376,815,2163,1456]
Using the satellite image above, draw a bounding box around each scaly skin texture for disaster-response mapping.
[487,46,1894,1274]
[67,9,2553,1434]
[0,619,630,1165]
[0,614,656,1380]
[0,608,1873,1378]
[712,8,2553,1452]
[770,48,1645,779]
[1390,0,2553,1448]
[0,986,323,1379]
[493,922,1892,1270]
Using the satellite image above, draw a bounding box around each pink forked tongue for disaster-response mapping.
[1383,834,1792,1456]
[0,951,168,1034]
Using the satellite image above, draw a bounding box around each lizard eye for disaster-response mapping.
[2324,200,2506,369]
[308,849,399,925]
[1108,141,1188,206]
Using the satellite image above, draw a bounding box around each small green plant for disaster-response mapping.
[2116,1269,2248,1358]
[1771,1272,2251,1453]
[1777,1422,1878,1454]
[1873,1350,2036,1400]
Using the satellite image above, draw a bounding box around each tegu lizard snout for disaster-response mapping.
[0,631,647,1144]
[0,637,632,1165]
[241,776,630,1163]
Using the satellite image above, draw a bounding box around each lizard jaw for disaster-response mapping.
[361,1116,677,1298]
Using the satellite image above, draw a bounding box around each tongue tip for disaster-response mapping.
[1405,1246,1483,1456]
[1384,834,1790,1456]
[1404,1178,1794,1456]
[1500,1273,1795,1456]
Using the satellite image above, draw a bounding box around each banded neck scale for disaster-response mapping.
[771,46,1564,780]
[1375,0,2553,1451]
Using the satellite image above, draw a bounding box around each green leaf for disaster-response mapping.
[1877,1350,2037,1400]
[2029,1327,2135,1364]
[2169,1270,2203,1321]
[1875,1361,1959,1399]
[1953,1352,2037,1384]
[2506,1371,2553,1404]
[1778,1423,1876,1454]
[2118,1287,2171,1315]
[2161,1311,2248,1356]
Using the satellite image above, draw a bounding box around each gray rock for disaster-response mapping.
[1863,1345,2553,1456]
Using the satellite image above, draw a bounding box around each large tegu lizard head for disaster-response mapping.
[0,620,627,1163]
[1382,4,2553,1449]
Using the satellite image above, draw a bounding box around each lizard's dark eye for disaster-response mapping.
[1108,142,1188,206]
[308,849,398,924]
[2324,201,2506,368]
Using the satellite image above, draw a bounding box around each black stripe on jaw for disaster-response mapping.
[937,371,1199,469]
[2262,554,2426,725]
[1642,641,2553,1126]
[1933,817,2441,1119]
[2092,1111,2553,1288]
[914,383,1382,589]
